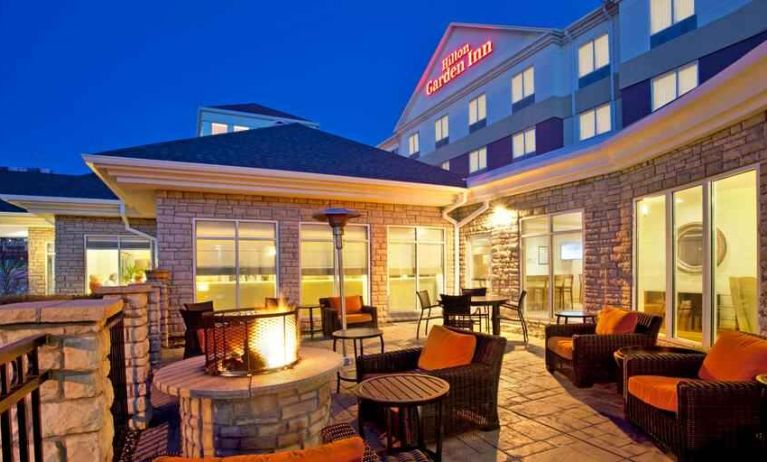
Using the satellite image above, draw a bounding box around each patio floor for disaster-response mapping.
[132,322,673,462]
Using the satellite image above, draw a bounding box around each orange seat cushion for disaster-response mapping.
[547,336,573,360]
[154,435,365,461]
[328,296,363,313]
[698,331,767,381]
[627,375,684,413]
[417,325,476,371]
[595,306,639,335]
[345,313,373,324]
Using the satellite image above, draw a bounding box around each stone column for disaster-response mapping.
[145,269,172,349]
[0,298,123,462]
[94,285,154,429]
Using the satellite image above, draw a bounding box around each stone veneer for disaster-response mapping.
[145,269,173,348]
[155,193,455,342]
[457,112,767,336]
[27,227,55,295]
[0,298,123,462]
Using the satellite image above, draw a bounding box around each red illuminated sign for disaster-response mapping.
[426,40,494,96]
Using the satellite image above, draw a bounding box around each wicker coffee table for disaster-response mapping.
[613,345,705,394]
[356,373,449,461]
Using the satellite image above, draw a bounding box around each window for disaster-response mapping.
[579,104,612,140]
[635,169,758,347]
[434,115,449,145]
[387,227,445,314]
[86,235,153,293]
[300,223,369,305]
[469,147,487,173]
[512,128,536,158]
[512,67,535,103]
[233,125,249,132]
[651,0,695,34]
[468,95,487,127]
[652,62,698,111]
[194,220,277,310]
[408,133,420,156]
[210,122,228,135]
[45,241,55,295]
[441,161,450,171]
[578,34,609,77]
[468,234,491,289]
[521,212,583,318]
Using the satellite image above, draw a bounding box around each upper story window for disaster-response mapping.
[441,161,450,171]
[211,122,228,135]
[651,0,695,34]
[435,115,449,146]
[408,133,420,156]
[652,62,698,111]
[468,95,487,131]
[469,147,487,173]
[512,67,535,104]
[578,34,609,78]
[579,103,612,140]
[512,128,536,158]
[233,125,249,132]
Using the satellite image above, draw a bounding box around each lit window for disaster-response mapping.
[469,147,487,173]
[512,128,536,158]
[511,67,535,103]
[651,0,695,34]
[210,122,228,135]
[579,103,612,140]
[86,236,153,293]
[468,95,486,126]
[652,62,698,111]
[435,115,449,142]
[233,125,249,132]
[441,161,450,171]
[408,133,420,156]
[578,34,610,77]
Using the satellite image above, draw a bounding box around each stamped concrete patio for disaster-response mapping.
[136,321,672,462]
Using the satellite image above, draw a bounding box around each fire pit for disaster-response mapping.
[202,307,299,376]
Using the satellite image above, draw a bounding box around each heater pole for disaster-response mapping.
[333,225,348,332]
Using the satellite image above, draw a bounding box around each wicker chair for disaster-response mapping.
[416,290,442,340]
[440,294,484,331]
[500,290,528,345]
[461,287,490,332]
[624,343,765,459]
[356,327,507,438]
[319,296,378,337]
[180,301,214,358]
[545,311,663,387]
[321,423,430,462]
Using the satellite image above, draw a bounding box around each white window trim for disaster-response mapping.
[469,94,487,126]
[83,234,154,293]
[579,103,612,141]
[512,67,535,103]
[233,125,250,132]
[408,133,420,155]
[651,61,698,112]
[578,34,609,78]
[512,128,536,158]
[441,160,450,171]
[210,122,228,135]
[435,115,449,142]
[469,147,487,173]
[651,0,695,35]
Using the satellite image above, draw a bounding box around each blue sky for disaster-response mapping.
[0,0,602,173]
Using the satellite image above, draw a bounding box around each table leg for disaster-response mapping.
[416,405,424,452]
[309,307,315,339]
[379,335,384,354]
[435,401,443,462]
[357,397,365,438]
[386,407,393,454]
[492,303,501,336]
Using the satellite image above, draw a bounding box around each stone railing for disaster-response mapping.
[145,269,172,349]
[0,298,123,461]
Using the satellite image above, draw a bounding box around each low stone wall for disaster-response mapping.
[145,269,174,349]
[0,298,123,462]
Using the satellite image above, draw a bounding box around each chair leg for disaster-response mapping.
[520,311,529,345]
[416,309,424,340]
[424,308,431,338]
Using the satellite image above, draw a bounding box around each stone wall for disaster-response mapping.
[54,216,156,295]
[155,192,455,342]
[0,298,123,462]
[146,269,172,348]
[457,112,767,335]
[27,227,54,295]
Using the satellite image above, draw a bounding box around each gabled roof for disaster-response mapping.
[0,168,116,200]
[208,103,310,122]
[88,123,466,188]
[0,199,25,213]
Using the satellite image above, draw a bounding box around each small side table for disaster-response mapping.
[331,328,384,392]
[356,373,449,462]
[555,310,596,324]
[298,304,321,338]
[613,345,705,395]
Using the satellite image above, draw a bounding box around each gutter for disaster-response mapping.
[442,192,490,291]
[120,203,158,267]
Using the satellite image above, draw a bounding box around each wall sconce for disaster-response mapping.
[490,205,515,228]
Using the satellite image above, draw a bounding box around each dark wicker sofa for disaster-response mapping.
[545,311,663,387]
[319,296,378,336]
[624,345,765,459]
[356,327,507,437]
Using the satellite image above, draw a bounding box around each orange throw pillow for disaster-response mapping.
[698,331,767,381]
[595,306,639,335]
[328,296,363,314]
[154,435,365,462]
[417,325,476,371]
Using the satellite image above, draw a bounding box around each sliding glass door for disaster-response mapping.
[387,227,446,314]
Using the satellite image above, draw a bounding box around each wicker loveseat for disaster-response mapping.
[319,296,378,336]
[545,311,663,387]
[356,327,507,437]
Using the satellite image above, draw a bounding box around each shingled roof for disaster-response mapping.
[90,124,467,188]
[0,168,117,201]
[210,103,310,122]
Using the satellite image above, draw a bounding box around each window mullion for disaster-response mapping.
[701,182,713,348]
[665,192,674,339]
[235,222,241,309]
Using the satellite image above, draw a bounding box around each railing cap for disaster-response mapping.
[0,298,124,326]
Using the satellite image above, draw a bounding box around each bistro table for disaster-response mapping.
[332,328,384,393]
[613,345,705,395]
[555,310,597,324]
[356,373,449,461]
[470,295,509,336]
[298,304,321,338]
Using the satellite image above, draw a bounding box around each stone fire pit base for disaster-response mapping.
[153,348,342,457]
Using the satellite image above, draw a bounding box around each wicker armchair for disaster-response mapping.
[356,328,507,438]
[624,348,765,458]
[545,311,662,387]
[319,296,378,337]
[321,423,430,462]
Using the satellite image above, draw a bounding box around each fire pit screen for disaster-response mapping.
[202,307,300,376]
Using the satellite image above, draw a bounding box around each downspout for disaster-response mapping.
[442,192,490,292]
[120,203,158,268]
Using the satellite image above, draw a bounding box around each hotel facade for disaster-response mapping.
[1,0,766,349]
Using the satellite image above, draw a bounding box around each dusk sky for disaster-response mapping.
[0,0,602,174]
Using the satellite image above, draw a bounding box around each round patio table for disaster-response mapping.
[555,310,596,324]
[298,304,321,338]
[470,295,509,336]
[332,328,384,392]
[356,373,449,462]
[613,345,705,395]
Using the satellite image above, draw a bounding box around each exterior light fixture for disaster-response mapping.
[490,205,515,228]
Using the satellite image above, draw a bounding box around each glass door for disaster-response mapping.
[387,227,445,314]
[468,234,491,289]
[673,186,704,343]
